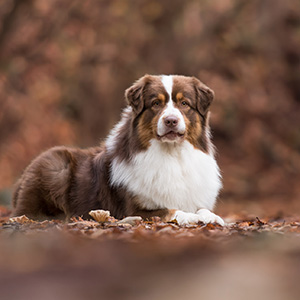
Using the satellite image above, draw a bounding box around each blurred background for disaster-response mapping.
[0,0,300,215]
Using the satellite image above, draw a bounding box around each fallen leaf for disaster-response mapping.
[117,216,142,226]
[89,210,110,223]
[9,215,33,224]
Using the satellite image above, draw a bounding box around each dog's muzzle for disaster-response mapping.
[157,114,185,142]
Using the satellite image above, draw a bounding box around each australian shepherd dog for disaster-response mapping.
[12,75,224,225]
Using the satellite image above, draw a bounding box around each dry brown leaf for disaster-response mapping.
[117,216,142,226]
[256,217,266,227]
[89,210,110,223]
[9,215,33,224]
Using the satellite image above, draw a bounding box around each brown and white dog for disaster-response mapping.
[12,75,224,225]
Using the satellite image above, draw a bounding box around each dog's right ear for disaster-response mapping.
[125,75,151,115]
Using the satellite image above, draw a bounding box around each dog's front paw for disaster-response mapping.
[173,211,201,226]
[172,210,225,226]
[196,208,225,226]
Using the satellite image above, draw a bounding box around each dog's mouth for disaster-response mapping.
[157,131,185,141]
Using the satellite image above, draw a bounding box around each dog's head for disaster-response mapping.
[125,74,214,151]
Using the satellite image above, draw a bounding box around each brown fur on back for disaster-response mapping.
[14,146,110,218]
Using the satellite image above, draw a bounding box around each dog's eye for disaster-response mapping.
[152,100,161,107]
[181,101,188,107]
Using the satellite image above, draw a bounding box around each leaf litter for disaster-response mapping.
[1,206,300,299]
[2,208,300,241]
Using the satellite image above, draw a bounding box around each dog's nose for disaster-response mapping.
[164,116,179,128]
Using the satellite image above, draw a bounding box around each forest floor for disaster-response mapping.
[1,206,300,300]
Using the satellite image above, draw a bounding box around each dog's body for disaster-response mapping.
[12,75,224,225]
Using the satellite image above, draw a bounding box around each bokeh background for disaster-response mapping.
[0,0,300,216]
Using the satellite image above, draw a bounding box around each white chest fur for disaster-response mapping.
[110,139,222,213]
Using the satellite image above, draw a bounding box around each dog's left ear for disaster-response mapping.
[125,75,151,115]
[193,77,215,116]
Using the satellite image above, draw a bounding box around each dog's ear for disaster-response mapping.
[125,75,151,115]
[193,77,215,116]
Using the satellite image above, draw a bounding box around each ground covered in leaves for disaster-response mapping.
[1,207,300,300]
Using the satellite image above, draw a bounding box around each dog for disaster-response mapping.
[12,74,224,226]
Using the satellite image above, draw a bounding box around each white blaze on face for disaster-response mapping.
[157,75,186,137]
